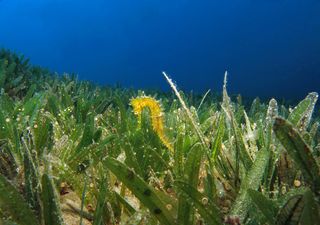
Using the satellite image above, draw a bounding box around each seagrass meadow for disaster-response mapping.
[0,49,320,225]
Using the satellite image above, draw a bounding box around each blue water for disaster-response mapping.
[0,0,319,99]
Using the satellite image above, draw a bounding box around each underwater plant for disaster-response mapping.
[0,50,319,225]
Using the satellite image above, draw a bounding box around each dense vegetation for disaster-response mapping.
[0,49,319,225]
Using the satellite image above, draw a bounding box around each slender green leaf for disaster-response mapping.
[176,181,221,225]
[177,143,204,225]
[299,190,320,225]
[22,138,41,220]
[103,157,177,225]
[248,189,278,225]
[42,174,65,225]
[273,117,320,190]
[276,195,304,225]
[0,174,39,225]
[288,92,318,131]
[230,147,270,221]
[211,114,225,161]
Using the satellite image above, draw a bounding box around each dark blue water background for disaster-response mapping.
[0,0,319,100]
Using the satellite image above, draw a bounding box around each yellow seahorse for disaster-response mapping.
[130,96,173,152]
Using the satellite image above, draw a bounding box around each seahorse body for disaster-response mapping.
[130,96,173,152]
